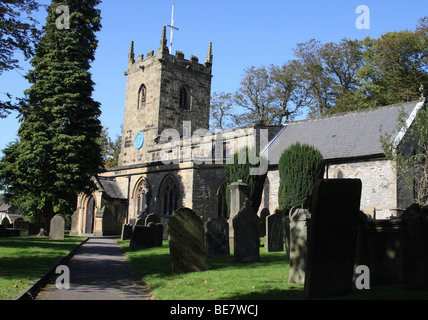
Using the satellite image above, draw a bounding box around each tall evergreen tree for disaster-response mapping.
[0,0,103,232]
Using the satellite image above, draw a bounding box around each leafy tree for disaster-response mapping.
[224,148,267,216]
[0,0,41,117]
[381,102,428,207]
[209,92,235,130]
[0,0,103,233]
[98,127,122,169]
[278,143,324,210]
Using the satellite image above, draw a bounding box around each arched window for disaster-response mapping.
[336,170,344,179]
[135,178,149,218]
[159,176,179,216]
[179,86,190,110]
[217,181,228,219]
[138,84,147,109]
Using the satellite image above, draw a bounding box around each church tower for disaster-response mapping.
[119,27,213,166]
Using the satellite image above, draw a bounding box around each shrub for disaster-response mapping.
[224,148,267,216]
[278,143,324,210]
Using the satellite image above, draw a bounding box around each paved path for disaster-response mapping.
[36,237,150,300]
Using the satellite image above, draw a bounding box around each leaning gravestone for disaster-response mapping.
[49,214,66,240]
[304,179,362,299]
[401,203,428,290]
[168,208,208,274]
[265,210,284,252]
[288,208,311,284]
[233,204,260,263]
[207,217,230,258]
[121,224,133,240]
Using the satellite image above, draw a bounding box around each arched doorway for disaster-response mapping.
[85,196,95,234]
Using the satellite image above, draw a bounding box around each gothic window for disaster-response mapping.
[179,86,190,110]
[217,181,228,219]
[138,84,147,109]
[336,170,344,179]
[159,176,179,216]
[135,179,149,218]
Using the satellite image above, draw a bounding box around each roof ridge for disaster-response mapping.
[285,101,419,125]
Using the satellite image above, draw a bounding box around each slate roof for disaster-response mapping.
[262,100,424,165]
[94,177,127,199]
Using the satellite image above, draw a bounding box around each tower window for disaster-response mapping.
[138,84,147,109]
[179,86,190,110]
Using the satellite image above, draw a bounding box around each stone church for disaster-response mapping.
[70,27,425,236]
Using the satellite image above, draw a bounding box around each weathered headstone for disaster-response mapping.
[259,208,270,237]
[207,217,230,258]
[228,180,250,247]
[121,224,133,241]
[265,210,284,252]
[304,179,362,299]
[168,208,208,274]
[49,214,66,240]
[145,213,161,225]
[288,208,311,284]
[401,203,428,290]
[130,225,150,249]
[130,222,164,249]
[14,220,30,237]
[150,222,164,247]
[135,218,145,226]
[233,205,260,263]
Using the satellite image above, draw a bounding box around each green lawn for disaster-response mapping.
[0,236,86,300]
[118,239,428,300]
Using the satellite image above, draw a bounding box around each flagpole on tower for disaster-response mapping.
[167,4,179,54]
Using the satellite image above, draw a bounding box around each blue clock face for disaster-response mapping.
[134,132,144,150]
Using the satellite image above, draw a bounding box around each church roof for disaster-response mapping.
[93,177,127,200]
[263,100,425,165]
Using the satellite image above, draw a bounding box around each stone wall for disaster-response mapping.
[262,158,401,220]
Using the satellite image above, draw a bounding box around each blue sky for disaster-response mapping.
[0,0,426,154]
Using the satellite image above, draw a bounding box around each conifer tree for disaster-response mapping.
[0,0,103,233]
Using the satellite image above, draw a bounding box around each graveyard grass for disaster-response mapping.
[118,239,428,300]
[0,235,85,300]
[118,238,304,300]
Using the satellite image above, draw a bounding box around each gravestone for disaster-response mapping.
[228,180,250,247]
[259,208,270,237]
[130,222,164,249]
[265,210,284,252]
[401,203,428,290]
[167,208,208,274]
[233,205,260,263]
[282,214,290,261]
[14,220,30,237]
[207,217,230,258]
[49,214,66,240]
[121,224,133,240]
[150,222,164,247]
[135,218,145,226]
[145,213,161,225]
[288,208,311,284]
[304,179,362,299]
